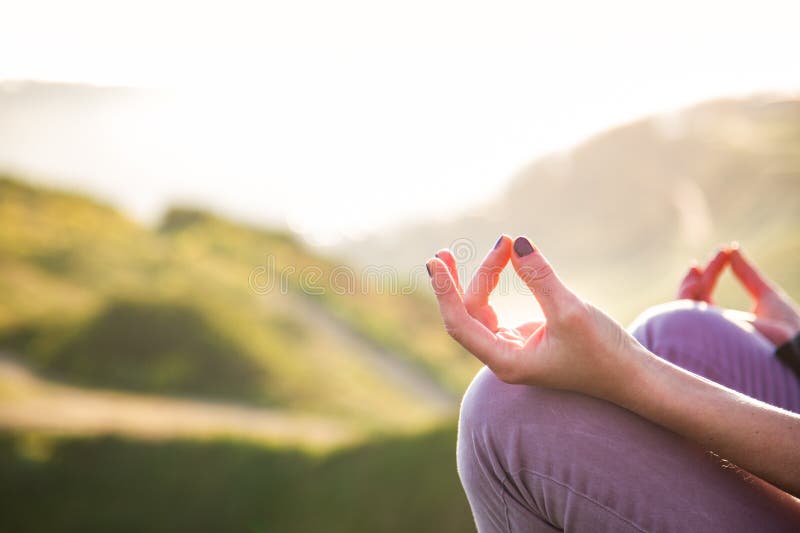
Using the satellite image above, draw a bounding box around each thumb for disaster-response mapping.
[510,236,580,321]
[729,245,773,300]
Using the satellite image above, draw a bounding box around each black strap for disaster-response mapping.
[775,332,800,380]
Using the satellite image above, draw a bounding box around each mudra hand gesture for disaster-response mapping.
[427,236,800,497]
[427,235,641,401]
[676,244,800,346]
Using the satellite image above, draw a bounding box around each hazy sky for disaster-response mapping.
[2,0,800,244]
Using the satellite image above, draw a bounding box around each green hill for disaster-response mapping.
[44,299,267,399]
[0,177,477,428]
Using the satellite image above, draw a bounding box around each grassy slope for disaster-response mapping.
[0,178,471,427]
[159,206,479,396]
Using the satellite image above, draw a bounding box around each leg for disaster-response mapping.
[457,301,800,532]
[628,300,800,413]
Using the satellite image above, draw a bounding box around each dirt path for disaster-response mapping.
[0,355,359,448]
[266,292,459,414]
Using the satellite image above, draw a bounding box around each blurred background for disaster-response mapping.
[1,1,799,531]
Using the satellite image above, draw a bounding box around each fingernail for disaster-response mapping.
[513,236,535,257]
[426,263,432,277]
[493,235,503,249]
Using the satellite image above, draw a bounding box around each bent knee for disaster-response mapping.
[457,367,642,476]
[630,300,731,344]
[457,367,688,529]
[628,300,773,378]
[458,366,519,434]
[457,367,550,477]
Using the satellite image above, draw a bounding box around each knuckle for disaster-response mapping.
[444,320,463,341]
[557,300,588,327]
[519,263,554,285]
[532,263,555,282]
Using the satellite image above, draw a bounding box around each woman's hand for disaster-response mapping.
[676,243,800,346]
[426,235,642,401]
[728,244,800,346]
[433,237,543,346]
[429,236,800,496]
[676,248,729,303]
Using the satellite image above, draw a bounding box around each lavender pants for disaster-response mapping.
[457,301,800,532]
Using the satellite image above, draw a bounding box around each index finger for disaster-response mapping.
[427,257,504,367]
[729,245,773,299]
[464,235,510,312]
[434,249,464,295]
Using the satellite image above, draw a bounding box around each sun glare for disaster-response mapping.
[1,0,799,244]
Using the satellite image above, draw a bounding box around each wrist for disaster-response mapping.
[603,341,663,410]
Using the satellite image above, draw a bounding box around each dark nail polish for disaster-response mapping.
[426,263,432,277]
[513,236,535,257]
[493,235,503,249]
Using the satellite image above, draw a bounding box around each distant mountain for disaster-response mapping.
[336,95,800,322]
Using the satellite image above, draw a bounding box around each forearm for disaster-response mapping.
[611,344,800,496]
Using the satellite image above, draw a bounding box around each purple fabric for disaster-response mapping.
[457,300,800,532]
